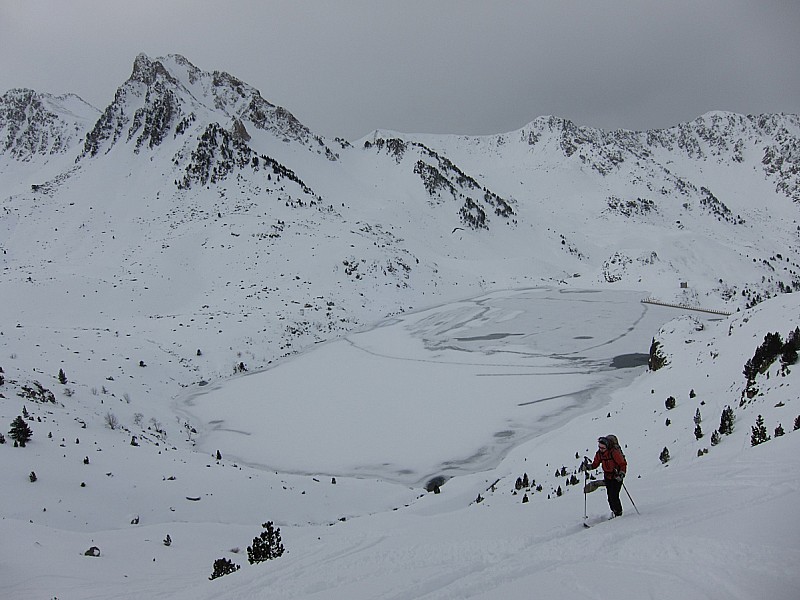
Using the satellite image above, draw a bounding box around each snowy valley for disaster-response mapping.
[1,54,799,599]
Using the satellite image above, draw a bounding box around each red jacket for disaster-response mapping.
[589,446,626,479]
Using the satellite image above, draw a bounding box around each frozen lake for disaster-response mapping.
[180,288,692,486]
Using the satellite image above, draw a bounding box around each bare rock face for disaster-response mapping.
[0,88,98,160]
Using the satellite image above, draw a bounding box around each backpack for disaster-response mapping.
[605,434,626,470]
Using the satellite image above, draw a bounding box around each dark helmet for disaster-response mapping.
[597,436,609,448]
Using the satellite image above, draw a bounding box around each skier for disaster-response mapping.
[585,435,627,517]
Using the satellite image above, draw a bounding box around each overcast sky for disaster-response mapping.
[2,1,799,140]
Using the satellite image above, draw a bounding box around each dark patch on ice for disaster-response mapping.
[611,353,650,368]
[494,430,514,439]
[574,335,593,339]
[454,333,523,341]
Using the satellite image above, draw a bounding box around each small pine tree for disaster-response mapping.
[794,415,800,431]
[781,327,799,366]
[58,369,67,384]
[649,339,667,371]
[29,471,37,482]
[209,558,240,580]
[9,415,33,446]
[710,430,721,446]
[659,447,670,464]
[694,423,704,440]
[750,414,770,446]
[665,396,676,410]
[247,521,285,564]
[774,424,785,437]
[694,408,702,425]
[719,406,735,435]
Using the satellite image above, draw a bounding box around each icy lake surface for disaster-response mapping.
[180,288,686,485]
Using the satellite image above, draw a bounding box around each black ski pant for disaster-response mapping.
[604,477,623,515]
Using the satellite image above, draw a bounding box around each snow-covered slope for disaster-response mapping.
[1,53,799,598]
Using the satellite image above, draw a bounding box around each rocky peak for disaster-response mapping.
[80,53,338,161]
[1,88,98,160]
[130,53,180,88]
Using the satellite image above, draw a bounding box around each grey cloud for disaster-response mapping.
[1,0,798,140]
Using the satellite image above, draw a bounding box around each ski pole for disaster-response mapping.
[583,468,588,519]
[622,481,640,515]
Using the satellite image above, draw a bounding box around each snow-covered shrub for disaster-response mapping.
[104,412,119,430]
[209,558,240,580]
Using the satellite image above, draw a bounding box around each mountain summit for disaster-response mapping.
[79,53,338,162]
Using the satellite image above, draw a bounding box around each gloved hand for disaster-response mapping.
[616,471,625,482]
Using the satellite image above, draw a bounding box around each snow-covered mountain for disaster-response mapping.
[1,54,799,598]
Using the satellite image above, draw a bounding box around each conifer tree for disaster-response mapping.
[648,339,667,371]
[774,424,785,437]
[659,447,670,464]
[58,368,67,384]
[710,430,720,446]
[750,415,770,446]
[794,415,800,431]
[9,415,33,446]
[719,405,735,435]
[247,521,285,564]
